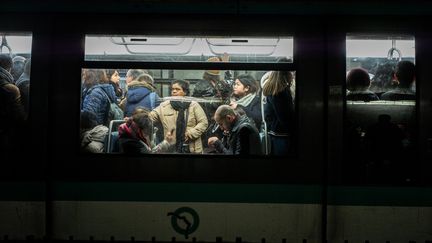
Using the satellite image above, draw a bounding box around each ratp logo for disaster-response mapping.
[167,207,200,239]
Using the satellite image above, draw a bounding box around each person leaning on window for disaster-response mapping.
[262,69,295,156]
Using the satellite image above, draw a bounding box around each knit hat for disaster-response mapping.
[205,56,221,76]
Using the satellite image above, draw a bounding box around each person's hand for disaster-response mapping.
[165,129,175,144]
[208,137,219,147]
[221,52,230,62]
[184,131,191,142]
[229,101,238,109]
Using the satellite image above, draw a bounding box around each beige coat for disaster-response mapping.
[150,100,208,153]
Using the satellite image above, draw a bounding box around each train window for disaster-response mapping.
[85,36,293,63]
[344,34,416,184]
[0,33,32,153]
[81,35,296,155]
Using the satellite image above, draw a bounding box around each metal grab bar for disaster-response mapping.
[0,35,13,54]
[110,37,186,46]
[110,37,196,55]
[387,39,402,61]
[206,38,280,56]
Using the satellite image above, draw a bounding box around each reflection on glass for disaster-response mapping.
[0,33,32,153]
[80,68,296,156]
[85,35,293,63]
[344,35,416,185]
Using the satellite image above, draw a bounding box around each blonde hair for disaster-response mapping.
[262,71,293,96]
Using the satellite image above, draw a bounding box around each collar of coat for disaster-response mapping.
[128,80,156,92]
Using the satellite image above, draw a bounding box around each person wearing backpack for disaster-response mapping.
[82,69,120,126]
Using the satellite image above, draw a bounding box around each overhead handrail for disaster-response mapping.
[109,37,196,55]
[206,38,280,56]
[0,35,13,55]
[109,37,186,46]
[387,39,402,61]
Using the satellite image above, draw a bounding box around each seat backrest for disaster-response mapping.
[346,101,416,130]
[106,119,125,153]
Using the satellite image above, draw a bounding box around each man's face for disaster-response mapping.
[215,115,233,132]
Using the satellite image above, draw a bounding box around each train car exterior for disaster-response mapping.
[1,1,432,242]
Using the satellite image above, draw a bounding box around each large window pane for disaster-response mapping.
[344,34,416,184]
[0,33,32,153]
[80,68,296,156]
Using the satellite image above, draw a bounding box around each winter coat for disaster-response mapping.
[149,99,208,153]
[264,87,294,135]
[82,84,117,126]
[213,115,261,155]
[192,79,217,98]
[237,95,262,130]
[0,67,26,124]
[0,67,26,151]
[81,125,108,153]
[15,72,30,115]
[120,81,160,117]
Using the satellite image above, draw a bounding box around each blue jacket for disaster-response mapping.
[124,82,159,117]
[82,84,117,126]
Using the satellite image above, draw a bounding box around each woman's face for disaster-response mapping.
[110,70,120,83]
[233,79,249,97]
[171,83,186,97]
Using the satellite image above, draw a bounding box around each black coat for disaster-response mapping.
[264,88,294,135]
[214,115,262,155]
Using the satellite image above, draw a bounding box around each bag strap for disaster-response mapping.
[149,92,156,109]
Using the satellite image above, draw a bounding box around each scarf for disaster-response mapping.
[0,66,14,85]
[235,93,256,107]
[170,100,191,153]
[118,119,150,147]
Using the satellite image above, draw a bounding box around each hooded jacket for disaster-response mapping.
[121,81,160,117]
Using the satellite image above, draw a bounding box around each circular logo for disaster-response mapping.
[168,207,200,239]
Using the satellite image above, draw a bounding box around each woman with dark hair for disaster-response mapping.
[118,109,174,154]
[230,74,262,130]
[150,80,208,154]
[81,69,119,125]
[262,69,295,156]
[106,69,123,99]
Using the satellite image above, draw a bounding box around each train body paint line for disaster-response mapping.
[2,182,432,206]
